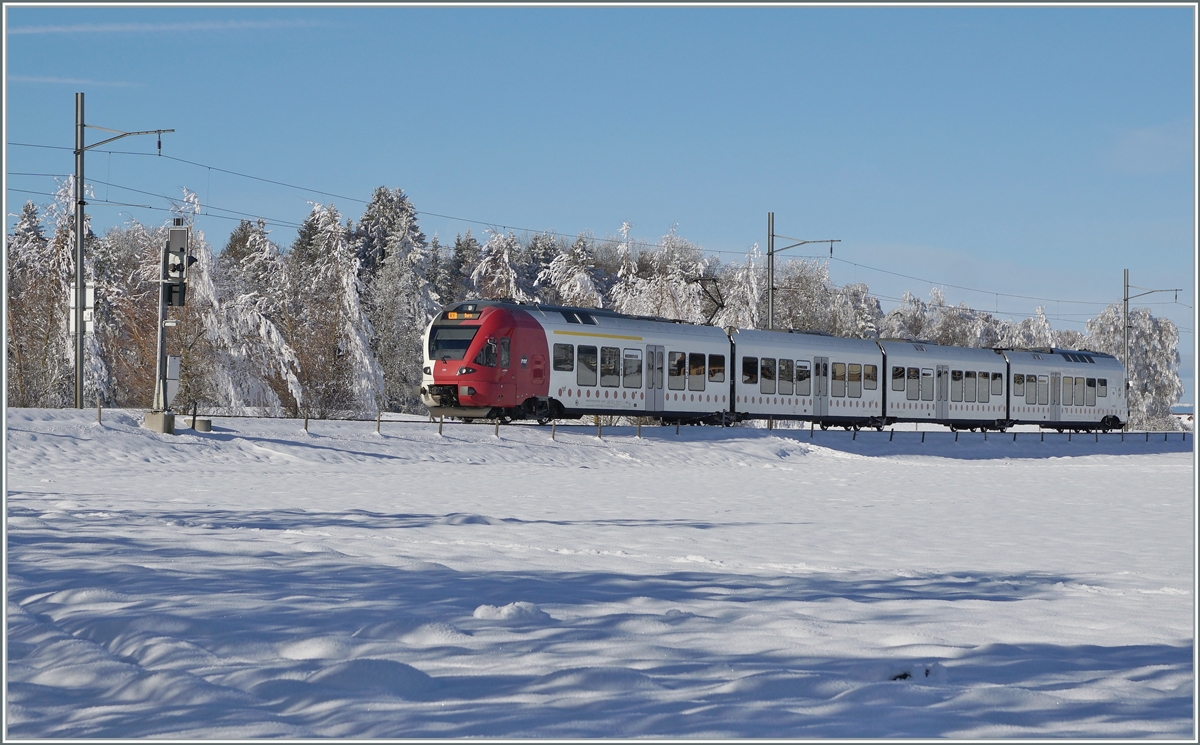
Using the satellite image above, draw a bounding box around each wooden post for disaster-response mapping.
[96,401,102,425]
[637,420,642,438]
[921,431,925,443]
[376,410,381,434]
[551,421,556,440]
[192,401,198,429]
[438,415,444,436]
[303,415,308,432]
[675,421,680,435]
[597,420,602,438]
[494,420,500,437]
[889,429,894,442]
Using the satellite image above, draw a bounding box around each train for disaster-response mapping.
[420,299,1128,432]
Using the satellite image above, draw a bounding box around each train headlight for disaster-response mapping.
[459,385,476,396]
[458,366,477,375]
[423,366,431,375]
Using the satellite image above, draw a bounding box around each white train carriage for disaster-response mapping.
[535,306,732,421]
[878,341,1009,430]
[731,330,885,427]
[1002,348,1126,431]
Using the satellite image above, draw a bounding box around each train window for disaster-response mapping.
[1013,373,1025,397]
[623,348,643,388]
[951,370,963,401]
[708,354,726,382]
[921,369,934,401]
[742,356,759,385]
[831,362,846,397]
[978,372,990,403]
[599,347,621,387]
[761,358,777,395]
[1073,376,1084,407]
[668,352,687,390]
[848,363,862,398]
[561,311,581,324]
[964,371,976,403]
[499,338,511,369]
[475,338,498,367]
[689,353,706,391]
[891,366,905,392]
[429,326,480,361]
[864,364,878,390]
[1085,377,1096,406]
[991,372,1003,396]
[778,359,794,395]
[553,343,574,372]
[1037,375,1049,405]
[577,346,598,386]
[906,367,920,400]
[796,361,812,395]
[1098,378,1108,397]
[1025,374,1037,405]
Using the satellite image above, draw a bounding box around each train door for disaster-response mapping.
[813,356,829,417]
[1050,372,1061,424]
[936,365,949,419]
[646,344,665,412]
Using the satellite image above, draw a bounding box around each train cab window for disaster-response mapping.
[499,338,511,369]
[1085,378,1096,406]
[991,372,1003,396]
[742,356,759,385]
[1098,378,1108,397]
[1013,373,1025,397]
[688,353,706,391]
[906,367,920,400]
[760,358,777,395]
[599,347,621,387]
[951,370,964,401]
[623,348,643,388]
[708,354,726,383]
[1073,376,1085,406]
[1025,374,1037,405]
[831,362,846,397]
[668,352,687,390]
[429,326,480,361]
[796,361,812,396]
[778,359,794,395]
[1037,375,1049,405]
[864,364,878,390]
[964,371,977,402]
[475,338,498,367]
[921,369,935,401]
[977,372,990,403]
[553,343,574,372]
[848,363,862,398]
[577,346,598,386]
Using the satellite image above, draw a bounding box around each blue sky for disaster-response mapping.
[5,5,1196,402]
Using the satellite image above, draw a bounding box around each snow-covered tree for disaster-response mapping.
[447,231,482,302]
[1085,303,1183,430]
[5,200,71,407]
[352,186,426,283]
[471,230,529,301]
[537,234,602,308]
[830,282,883,339]
[999,306,1054,349]
[711,244,761,329]
[282,203,384,418]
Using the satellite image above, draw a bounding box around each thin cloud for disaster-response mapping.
[8,19,328,35]
[8,75,140,87]
[1103,121,1194,175]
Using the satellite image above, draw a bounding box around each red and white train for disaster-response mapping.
[420,300,1128,432]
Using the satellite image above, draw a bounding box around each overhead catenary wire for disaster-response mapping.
[8,140,1192,318]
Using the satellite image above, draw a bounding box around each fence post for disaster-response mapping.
[438,415,444,436]
[675,421,680,435]
[921,431,925,443]
[551,421,556,440]
[96,401,102,425]
[192,401,198,430]
[637,420,642,438]
[889,429,894,442]
[376,410,381,434]
[852,428,857,441]
[954,431,958,442]
[597,420,602,438]
[495,420,500,437]
[984,431,987,442]
[304,415,308,433]
[1013,432,1016,442]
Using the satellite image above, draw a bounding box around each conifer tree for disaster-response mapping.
[471,230,528,301]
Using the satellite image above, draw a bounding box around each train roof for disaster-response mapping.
[731,328,880,352]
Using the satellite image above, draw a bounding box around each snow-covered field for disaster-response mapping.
[5,409,1195,738]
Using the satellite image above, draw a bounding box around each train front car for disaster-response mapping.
[421,301,551,422]
[1002,348,1127,431]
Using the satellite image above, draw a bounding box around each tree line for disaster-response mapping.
[6,181,1185,429]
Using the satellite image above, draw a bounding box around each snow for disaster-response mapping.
[5,408,1194,738]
